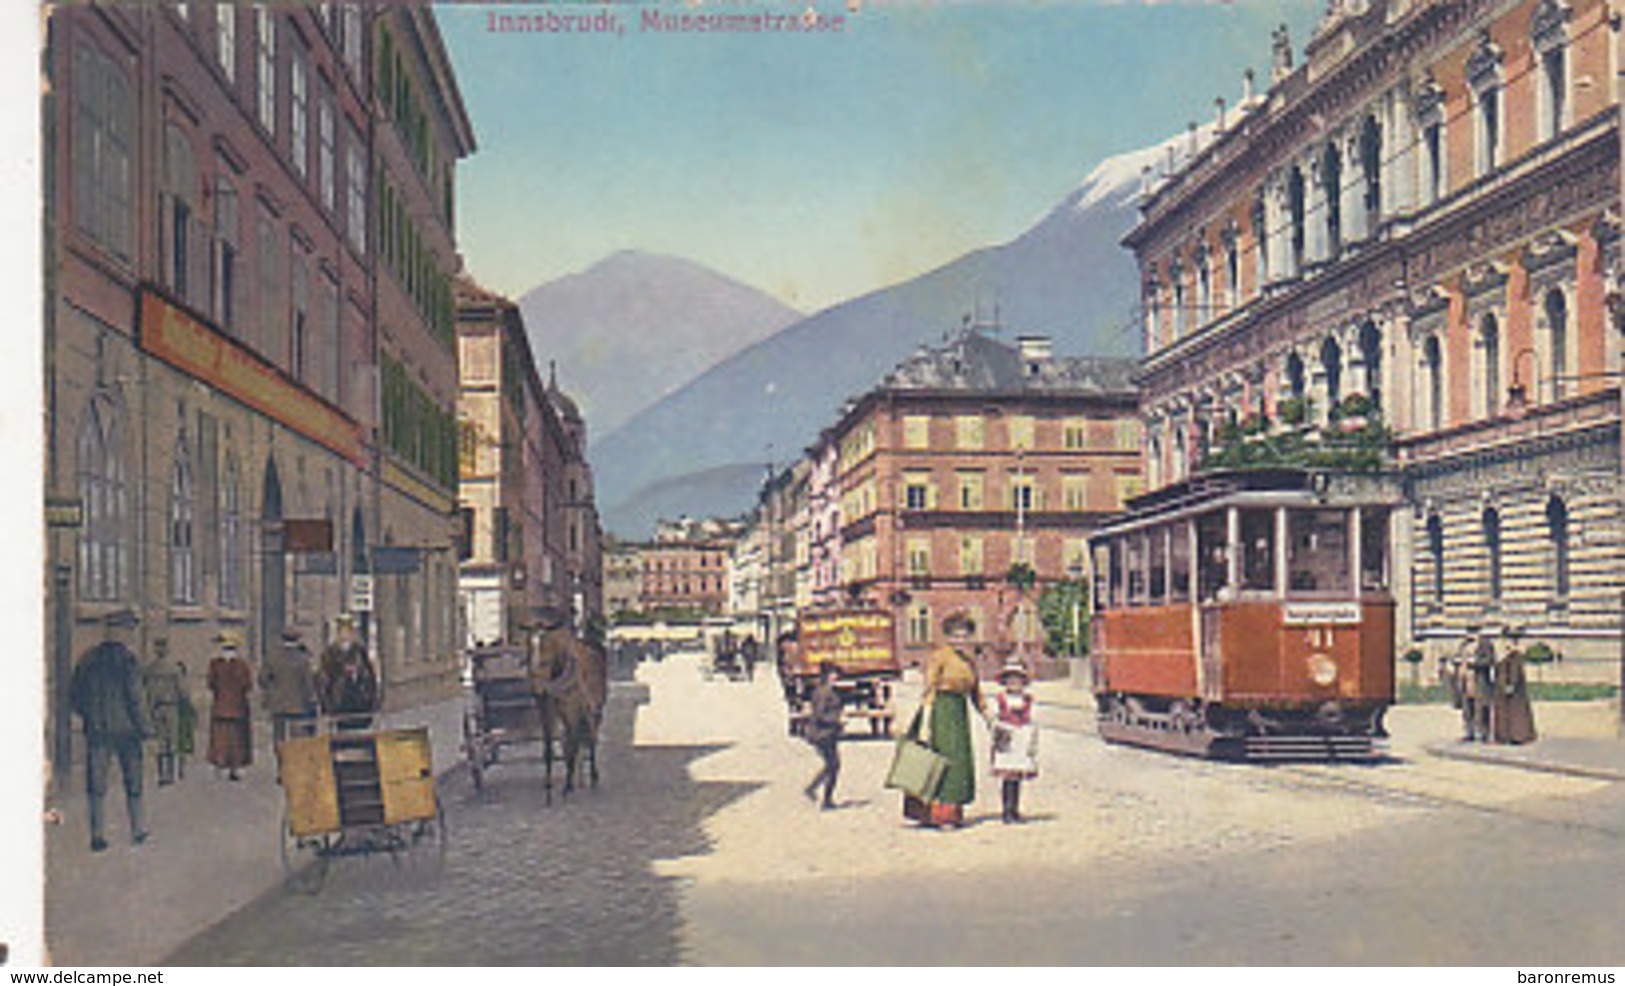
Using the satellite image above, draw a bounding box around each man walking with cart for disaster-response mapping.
[802,661,844,810]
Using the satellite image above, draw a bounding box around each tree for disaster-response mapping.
[1038,578,1090,657]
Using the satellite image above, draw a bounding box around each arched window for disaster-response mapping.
[1534,0,1569,142]
[220,452,243,608]
[77,395,129,601]
[1322,143,1342,256]
[1360,116,1382,218]
[1286,352,1306,401]
[1320,338,1343,410]
[1252,194,1268,287]
[1482,507,1502,602]
[1425,335,1444,431]
[1359,321,1383,415]
[1545,288,1568,400]
[1287,166,1306,273]
[1480,313,1501,417]
[1547,495,1570,599]
[1426,513,1445,607]
[170,429,197,604]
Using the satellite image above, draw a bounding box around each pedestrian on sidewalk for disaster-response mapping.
[988,659,1038,823]
[206,631,254,780]
[1491,626,1538,745]
[318,613,378,731]
[261,626,319,744]
[905,610,985,829]
[69,608,154,851]
[1453,625,1488,741]
[802,661,843,809]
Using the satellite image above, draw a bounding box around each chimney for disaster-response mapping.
[1140,163,1154,197]
[1215,96,1227,131]
[1243,67,1256,103]
[1187,121,1199,158]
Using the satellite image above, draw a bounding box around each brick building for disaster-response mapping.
[1124,0,1624,673]
[818,326,1140,667]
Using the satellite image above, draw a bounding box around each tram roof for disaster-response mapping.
[1093,468,1403,540]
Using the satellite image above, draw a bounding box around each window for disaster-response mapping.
[955,415,984,450]
[1093,543,1111,610]
[1115,419,1141,450]
[1062,419,1088,450]
[290,247,309,383]
[162,125,197,303]
[902,473,929,511]
[257,214,282,361]
[1360,116,1382,221]
[1483,507,1502,602]
[342,5,363,77]
[318,78,336,211]
[77,395,129,601]
[1064,538,1088,579]
[1169,522,1191,603]
[1106,540,1123,609]
[1007,415,1035,450]
[1288,509,1350,594]
[346,123,366,254]
[1008,473,1035,512]
[1287,166,1305,274]
[1359,321,1383,416]
[1479,313,1501,417]
[908,605,931,645]
[72,45,134,260]
[1321,337,1343,410]
[1540,44,1566,142]
[170,431,197,605]
[1225,235,1240,308]
[1547,496,1570,598]
[1360,507,1389,592]
[957,472,984,511]
[1149,529,1168,604]
[320,270,340,401]
[256,9,276,134]
[1477,84,1500,175]
[1427,513,1446,606]
[216,4,236,82]
[1253,194,1269,287]
[959,535,983,577]
[220,452,243,608]
[903,415,930,449]
[906,538,931,577]
[1240,508,1275,593]
[1286,351,1306,402]
[1062,474,1087,511]
[213,176,239,331]
[1425,335,1444,431]
[1322,142,1342,257]
[290,40,309,178]
[1125,534,1146,605]
[1545,289,1568,399]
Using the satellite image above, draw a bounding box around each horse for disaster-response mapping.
[529,628,607,801]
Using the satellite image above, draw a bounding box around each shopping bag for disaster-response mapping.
[885,709,949,799]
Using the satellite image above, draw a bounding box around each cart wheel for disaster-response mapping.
[407,800,448,881]
[280,815,329,895]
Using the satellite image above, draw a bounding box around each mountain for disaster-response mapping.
[594,133,1192,538]
[515,250,804,438]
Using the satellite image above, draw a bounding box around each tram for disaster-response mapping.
[1088,468,1402,760]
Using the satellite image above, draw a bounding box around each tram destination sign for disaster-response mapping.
[1281,602,1363,626]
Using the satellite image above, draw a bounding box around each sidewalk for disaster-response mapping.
[44,694,468,967]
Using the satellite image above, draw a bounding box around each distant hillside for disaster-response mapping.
[516,250,803,438]
[594,133,1193,537]
[606,463,765,538]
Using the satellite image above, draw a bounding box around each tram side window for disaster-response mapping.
[1108,540,1124,610]
[1289,508,1351,594]
[1240,508,1275,592]
[1361,507,1389,591]
[1149,528,1168,604]
[1169,523,1192,603]
[1126,534,1147,606]
[1197,512,1228,601]
[1092,543,1111,611]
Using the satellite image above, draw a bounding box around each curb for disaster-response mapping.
[1423,742,1625,783]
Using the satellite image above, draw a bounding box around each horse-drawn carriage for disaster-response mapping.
[275,720,446,893]
[461,631,607,799]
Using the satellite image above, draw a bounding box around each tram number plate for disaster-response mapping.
[1282,602,1362,626]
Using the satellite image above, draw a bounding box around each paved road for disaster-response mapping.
[171,653,1625,965]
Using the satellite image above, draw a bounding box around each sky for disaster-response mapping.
[438,0,1324,313]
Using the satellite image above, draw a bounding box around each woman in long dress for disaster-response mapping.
[206,632,254,780]
[907,610,985,828]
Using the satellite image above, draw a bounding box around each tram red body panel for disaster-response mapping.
[1215,600,1394,705]
[1097,606,1195,698]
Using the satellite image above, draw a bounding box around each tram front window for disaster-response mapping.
[1289,508,1351,594]
[1197,512,1228,601]
[1240,508,1275,592]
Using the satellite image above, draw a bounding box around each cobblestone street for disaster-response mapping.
[169,653,1625,965]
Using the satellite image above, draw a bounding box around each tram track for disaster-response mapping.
[1029,696,1625,839]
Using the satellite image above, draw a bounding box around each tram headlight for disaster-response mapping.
[1307,653,1338,687]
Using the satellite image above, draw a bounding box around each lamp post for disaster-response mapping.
[1505,347,1540,417]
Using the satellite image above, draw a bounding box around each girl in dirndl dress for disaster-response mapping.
[990,659,1038,823]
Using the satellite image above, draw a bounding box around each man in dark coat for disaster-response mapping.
[69,608,153,851]
[261,626,319,743]
[802,661,844,810]
[318,613,378,731]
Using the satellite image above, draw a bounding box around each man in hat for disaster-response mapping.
[318,613,377,731]
[1452,625,1487,741]
[261,626,319,743]
[206,630,254,779]
[802,661,844,810]
[69,608,153,851]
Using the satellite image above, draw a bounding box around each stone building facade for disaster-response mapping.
[819,327,1140,668]
[1124,0,1624,674]
[43,4,474,776]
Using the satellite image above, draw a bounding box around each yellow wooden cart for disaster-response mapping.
[275,726,446,892]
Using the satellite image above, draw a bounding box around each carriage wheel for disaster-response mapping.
[280,815,329,895]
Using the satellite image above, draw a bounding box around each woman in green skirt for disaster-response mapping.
[906,610,985,828]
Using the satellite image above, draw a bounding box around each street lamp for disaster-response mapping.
[1505,347,1539,417]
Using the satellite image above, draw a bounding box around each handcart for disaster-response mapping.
[275,723,446,893]
[462,645,547,791]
